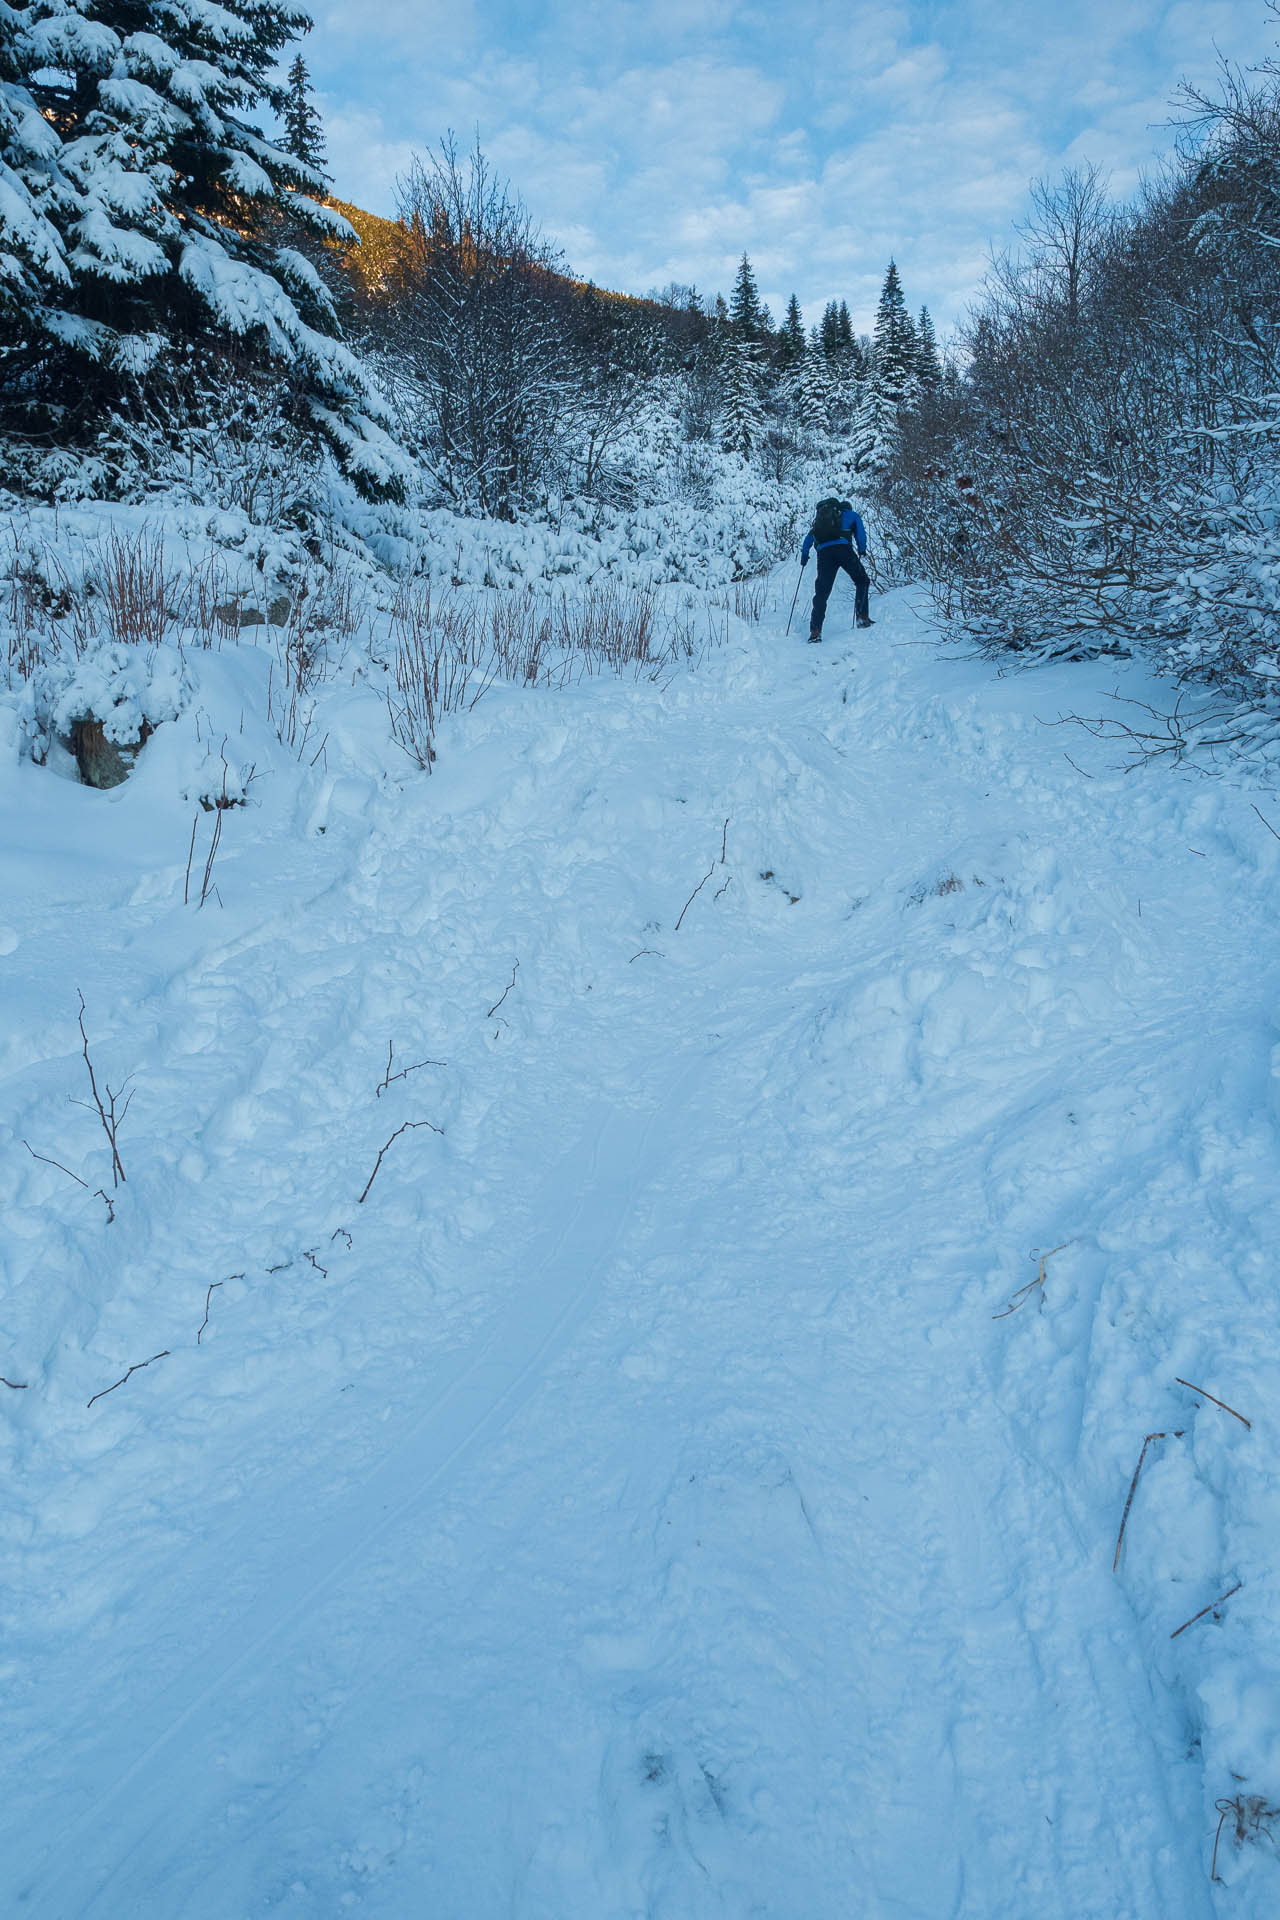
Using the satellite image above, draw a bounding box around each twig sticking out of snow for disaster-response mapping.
[198,808,223,909]
[24,1141,87,1188]
[1175,1377,1252,1429]
[72,993,130,1188]
[376,1039,447,1097]
[1170,1583,1242,1640]
[1113,1430,1184,1572]
[1211,1796,1279,1884]
[1251,803,1280,844]
[358,1120,443,1205]
[2,1377,28,1390]
[197,1280,232,1345]
[183,812,199,905]
[992,1243,1068,1319]
[87,1351,170,1410]
[487,963,520,1019]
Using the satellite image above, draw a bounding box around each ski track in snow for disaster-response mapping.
[3,583,1278,1916]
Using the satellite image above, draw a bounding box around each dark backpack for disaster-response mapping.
[811,497,849,545]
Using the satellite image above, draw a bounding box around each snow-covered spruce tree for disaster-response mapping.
[780,292,805,367]
[720,338,766,457]
[915,305,942,387]
[1,0,399,497]
[729,252,765,342]
[0,1,76,333]
[282,53,325,178]
[870,260,918,401]
[853,259,919,477]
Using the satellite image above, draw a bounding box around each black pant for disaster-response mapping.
[810,545,869,633]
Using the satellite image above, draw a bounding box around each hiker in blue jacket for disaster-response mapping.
[800,498,873,642]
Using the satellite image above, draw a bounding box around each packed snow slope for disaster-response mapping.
[3,582,1280,1919]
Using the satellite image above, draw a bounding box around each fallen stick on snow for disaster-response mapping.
[358,1119,442,1204]
[23,1141,87,1188]
[197,1279,234,1345]
[1113,1430,1184,1572]
[675,865,714,932]
[87,1351,170,1410]
[1,1377,28,1390]
[376,1038,447,1097]
[1170,1583,1242,1640]
[487,962,520,1019]
[1174,1377,1251,1429]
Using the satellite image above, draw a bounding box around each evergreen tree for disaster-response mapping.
[781,293,806,365]
[819,300,842,357]
[916,305,942,387]
[721,339,765,456]
[871,260,918,403]
[837,300,855,353]
[0,5,74,327]
[729,252,763,341]
[851,380,899,478]
[0,0,396,493]
[800,346,836,439]
[283,53,327,179]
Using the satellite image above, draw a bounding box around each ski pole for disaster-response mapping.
[785,561,804,636]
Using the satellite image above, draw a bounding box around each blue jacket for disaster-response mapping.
[801,508,866,562]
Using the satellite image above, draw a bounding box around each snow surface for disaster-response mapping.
[3,579,1280,1916]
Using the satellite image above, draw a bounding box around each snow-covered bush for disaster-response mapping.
[27,638,192,785]
[885,79,1280,700]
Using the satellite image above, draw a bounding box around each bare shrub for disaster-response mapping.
[186,553,243,650]
[732,577,768,622]
[550,583,656,673]
[387,578,499,770]
[98,530,184,647]
[3,545,46,684]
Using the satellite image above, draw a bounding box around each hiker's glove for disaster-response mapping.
[800,553,809,567]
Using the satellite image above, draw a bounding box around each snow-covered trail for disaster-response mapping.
[4,585,1278,1916]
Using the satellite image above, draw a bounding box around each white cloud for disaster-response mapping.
[305,0,1270,333]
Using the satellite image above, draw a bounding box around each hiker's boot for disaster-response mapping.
[856,616,874,628]
[808,630,823,644]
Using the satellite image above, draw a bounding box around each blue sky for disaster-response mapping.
[306,0,1270,338]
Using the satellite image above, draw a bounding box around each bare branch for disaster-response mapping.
[183,812,199,905]
[87,1351,170,1409]
[675,865,714,932]
[1113,1430,1184,1572]
[76,993,127,1187]
[377,1039,447,1097]
[1,1377,28,1390]
[1175,1377,1252,1429]
[358,1119,443,1204]
[1170,1583,1242,1640]
[487,962,520,1019]
[197,1279,230,1344]
[24,1141,88,1188]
